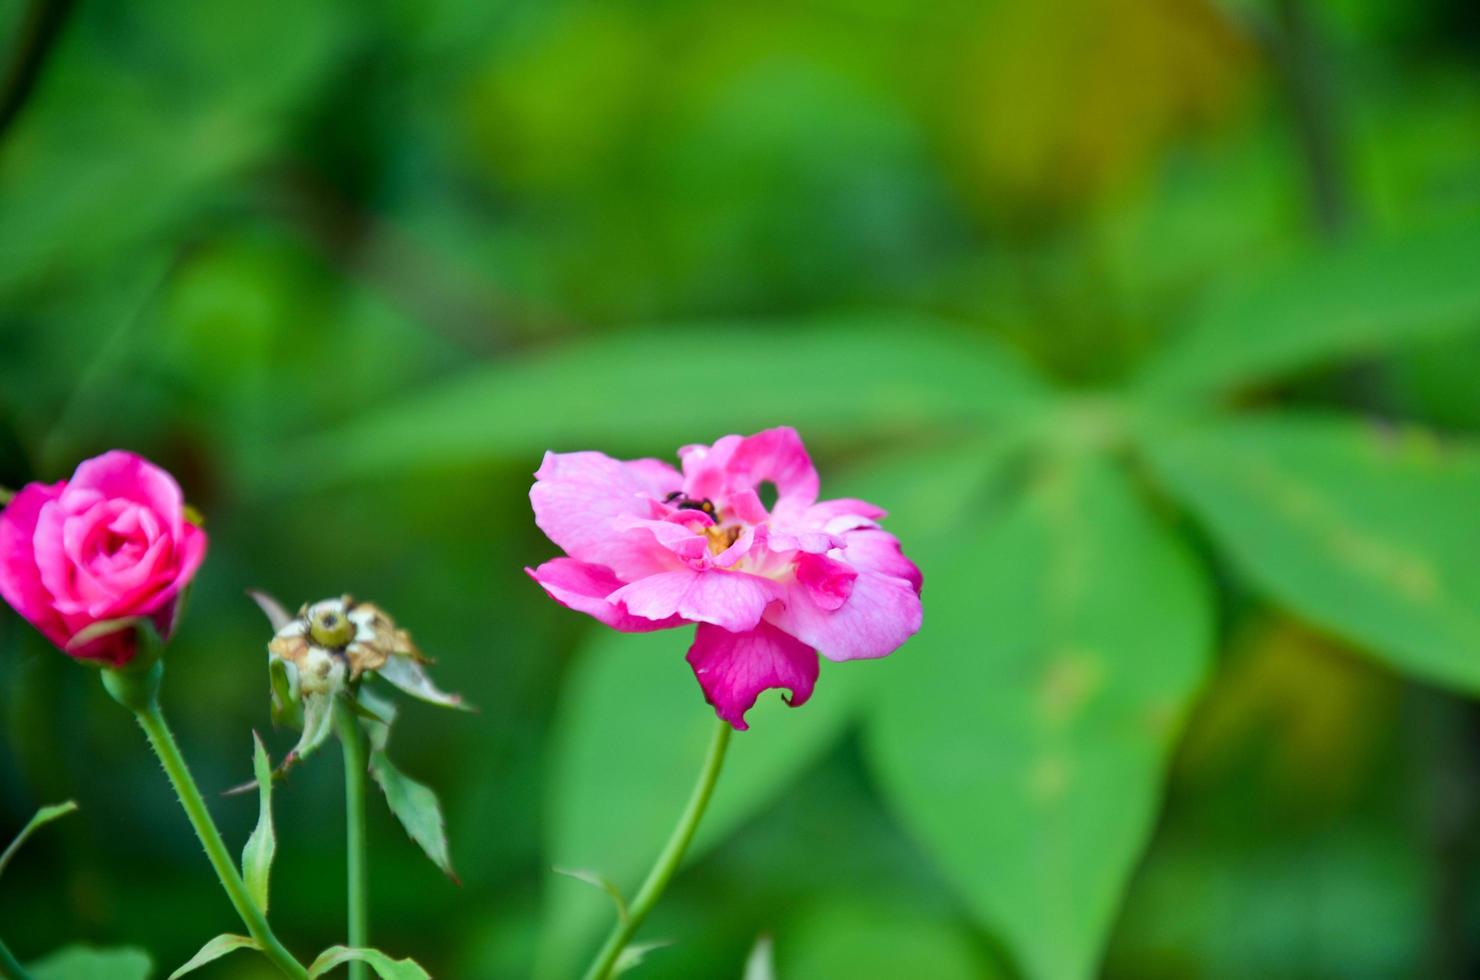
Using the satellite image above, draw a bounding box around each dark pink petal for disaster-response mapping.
[795,552,857,611]
[686,622,818,730]
[531,451,678,580]
[0,481,68,649]
[608,568,782,633]
[770,567,922,663]
[66,451,187,542]
[526,558,684,632]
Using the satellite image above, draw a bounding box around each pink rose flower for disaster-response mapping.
[0,451,208,666]
[527,427,922,729]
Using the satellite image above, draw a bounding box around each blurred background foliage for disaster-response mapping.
[1,0,1479,977]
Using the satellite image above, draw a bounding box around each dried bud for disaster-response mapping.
[252,592,467,767]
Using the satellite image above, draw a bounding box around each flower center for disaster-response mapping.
[309,607,355,649]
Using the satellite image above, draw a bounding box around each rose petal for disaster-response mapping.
[794,552,857,612]
[526,558,684,633]
[66,450,187,543]
[0,481,68,649]
[531,451,681,580]
[608,568,782,633]
[685,622,819,730]
[769,567,921,662]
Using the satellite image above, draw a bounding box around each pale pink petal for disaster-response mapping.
[710,524,758,569]
[679,435,742,501]
[610,515,709,563]
[726,488,770,525]
[769,568,921,662]
[840,528,923,593]
[685,622,818,730]
[608,568,782,633]
[805,497,888,525]
[725,427,819,512]
[622,457,685,497]
[526,558,684,632]
[795,552,857,612]
[531,451,678,580]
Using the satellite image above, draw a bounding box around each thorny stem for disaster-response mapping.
[579,718,733,980]
[107,666,309,979]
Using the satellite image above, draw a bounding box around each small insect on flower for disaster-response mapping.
[252,593,466,766]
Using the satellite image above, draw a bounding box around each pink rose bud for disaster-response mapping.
[0,451,208,666]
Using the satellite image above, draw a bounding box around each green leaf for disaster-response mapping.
[613,941,672,976]
[1145,412,1480,692]
[242,733,277,913]
[369,749,457,880]
[551,867,628,924]
[866,457,1213,980]
[27,946,152,980]
[743,934,777,980]
[167,934,261,979]
[307,945,431,979]
[1137,221,1480,397]
[0,801,78,880]
[254,315,1047,492]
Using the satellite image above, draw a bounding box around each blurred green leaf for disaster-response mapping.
[241,733,276,914]
[743,934,776,980]
[535,626,863,979]
[259,316,1047,491]
[307,946,430,979]
[166,933,260,979]
[0,800,77,880]
[27,946,152,980]
[775,899,995,979]
[1146,412,1480,692]
[867,456,1213,980]
[1138,221,1480,397]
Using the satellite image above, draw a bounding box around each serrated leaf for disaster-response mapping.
[374,656,468,711]
[613,940,672,976]
[866,457,1213,980]
[241,734,277,913]
[0,801,78,880]
[1138,220,1480,398]
[1145,412,1480,692]
[252,316,1047,493]
[307,945,431,979]
[552,867,628,924]
[166,934,261,979]
[369,749,457,880]
[27,945,152,980]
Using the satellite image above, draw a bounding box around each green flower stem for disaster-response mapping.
[580,718,733,980]
[333,700,370,980]
[106,665,308,980]
[0,937,33,980]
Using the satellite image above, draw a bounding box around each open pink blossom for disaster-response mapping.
[527,427,922,729]
[0,451,208,666]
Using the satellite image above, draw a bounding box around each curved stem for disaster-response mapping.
[0,937,33,980]
[333,701,370,980]
[132,701,309,979]
[580,718,733,980]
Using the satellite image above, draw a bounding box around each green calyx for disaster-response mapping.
[102,659,164,713]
